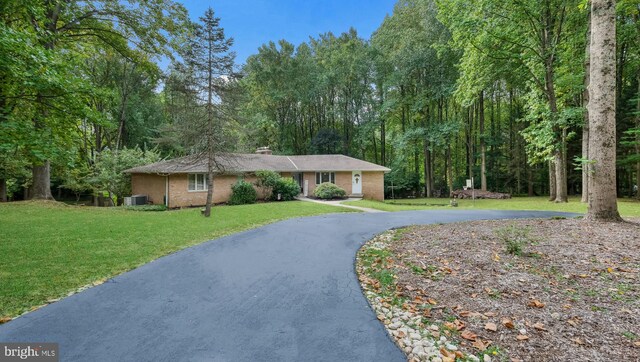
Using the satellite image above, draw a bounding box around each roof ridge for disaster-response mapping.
[285,156,299,170]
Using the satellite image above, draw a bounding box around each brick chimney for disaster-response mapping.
[255,146,272,155]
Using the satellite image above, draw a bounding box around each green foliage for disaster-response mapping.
[495,224,537,256]
[255,170,281,199]
[313,182,347,200]
[311,128,343,154]
[60,164,93,202]
[272,177,300,201]
[229,180,257,205]
[384,169,421,198]
[91,147,161,204]
[254,171,299,201]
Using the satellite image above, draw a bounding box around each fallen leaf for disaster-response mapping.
[572,337,585,345]
[454,319,466,331]
[533,322,546,331]
[461,330,478,341]
[502,319,515,329]
[471,293,478,298]
[395,330,406,338]
[484,312,497,317]
[484,322,498,332]
[471,339,487,351]
[578,274,589,278]
[455,351,464,358]
[460,310,472,317]
[493,253,501,261]
[516,334,529,341]
[427,298,437,305]
[527,299,545,308]
[440,347,454,358]
[567,318,580,327]
[444,322,457,330]
[634,341,640,347]
[0,317,11,324]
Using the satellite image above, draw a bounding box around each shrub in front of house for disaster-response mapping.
[255,170,281,199]
[314,182,347,200]
[271,178,300,201]
[229,180,257,205]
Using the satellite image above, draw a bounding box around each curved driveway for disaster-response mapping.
[0,210,575,361]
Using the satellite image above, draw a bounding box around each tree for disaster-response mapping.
[586,0,622,221]
[91,147,161,205]
[438,0,585,202]
[8,0,188,200]
[181,8,236,217]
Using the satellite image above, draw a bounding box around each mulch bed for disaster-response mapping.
[370,218,640,361]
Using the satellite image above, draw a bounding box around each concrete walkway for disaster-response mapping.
[0,210,576,361]
[296,196,385,213]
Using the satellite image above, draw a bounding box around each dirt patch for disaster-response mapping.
[357,217,640,361]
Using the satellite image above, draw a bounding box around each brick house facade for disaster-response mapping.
[125,150,390,208]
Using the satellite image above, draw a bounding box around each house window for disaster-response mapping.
[188,174,208,191]
[315,172,335,184]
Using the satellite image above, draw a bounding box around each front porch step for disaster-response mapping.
[348,194,363,198]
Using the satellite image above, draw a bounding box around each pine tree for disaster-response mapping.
[182,8,236,217]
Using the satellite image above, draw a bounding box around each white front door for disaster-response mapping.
[352,171,362,195]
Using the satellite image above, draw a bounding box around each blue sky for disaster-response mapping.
[180,0,396,66]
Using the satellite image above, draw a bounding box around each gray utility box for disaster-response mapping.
[124,195,148,206]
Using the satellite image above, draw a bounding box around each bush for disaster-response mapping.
[255,170,281,199]
[229,180,257,205]
[271,178,300,201]
[313,182,347,200]
[495,224,536,256]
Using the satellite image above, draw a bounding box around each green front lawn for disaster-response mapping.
[345,196,640,217]
[0,201,354,318]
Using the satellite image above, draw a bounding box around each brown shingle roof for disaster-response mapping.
[124,153,390,174]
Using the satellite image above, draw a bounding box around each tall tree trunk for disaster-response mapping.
[467,106,474,180]
[203,29,214,218]
[381,119,386,166]
[0,178,7,202]
[31,160,53,200]
[204,164,214,217]
[582,10,591,203]
[527,166,534,196]
[30,6,59,201]
[479,90,487,191]
[446,144,453,197]
[542,0,567,203]
[549,160,557,201]
[636,77,640,199]
[424,143,432,197]
[586,0,622,221]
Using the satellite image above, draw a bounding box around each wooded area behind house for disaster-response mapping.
[0,0,638,207]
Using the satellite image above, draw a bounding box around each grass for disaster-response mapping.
[344,196,640,217]
[0,200,354,318]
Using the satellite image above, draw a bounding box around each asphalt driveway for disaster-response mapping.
[0,210,575,361]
